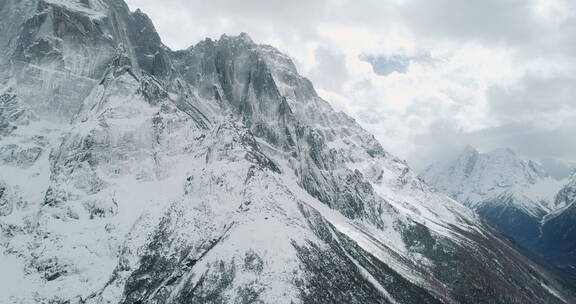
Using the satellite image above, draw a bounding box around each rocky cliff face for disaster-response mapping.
[0,0,172,120]
[0,1,574,303]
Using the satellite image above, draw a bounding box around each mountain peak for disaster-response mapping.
[422,146,562,211]
[219,32,255,46]
[487,147,517,158]
[462,144,478,154]
[239,32,254,42]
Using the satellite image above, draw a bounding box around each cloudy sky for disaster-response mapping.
[125,0,576,174]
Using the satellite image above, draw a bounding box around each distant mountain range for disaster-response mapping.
[421,145,576,281]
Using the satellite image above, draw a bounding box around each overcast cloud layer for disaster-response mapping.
[125,0,576,173]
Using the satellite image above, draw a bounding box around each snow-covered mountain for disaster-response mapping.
[421,145,566,248]
[420,145,576,282]
[421,145,565,213]
[0,1,574,303]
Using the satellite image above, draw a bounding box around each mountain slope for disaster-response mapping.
[0,1,574,303]
[537,174,576,279]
